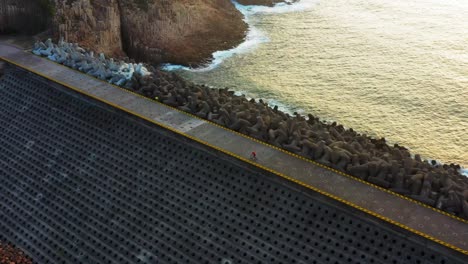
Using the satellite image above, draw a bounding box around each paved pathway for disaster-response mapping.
[1,43,466,254]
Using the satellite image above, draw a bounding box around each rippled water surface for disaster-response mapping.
[176,0,468,167]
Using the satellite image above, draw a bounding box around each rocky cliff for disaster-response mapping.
[2,0,292,65]
[118,0,247,66]
[50,0,247,65]
[52,0,123,56]
[0,0,50,34]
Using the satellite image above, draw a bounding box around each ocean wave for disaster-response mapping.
[461,168,468,177]
[162,0,318,72]
[235,0,319,15]
[233,90,306,115]
[163,25,268,72]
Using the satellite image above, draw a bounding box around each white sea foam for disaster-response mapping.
[413,158,468,177]
[236,0,319,15]
[163,25,268,72]
[232,90,304,115]
[162,0,318,72]
[461,168,468,177]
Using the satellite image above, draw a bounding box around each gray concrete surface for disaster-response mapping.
[0,43,466,255]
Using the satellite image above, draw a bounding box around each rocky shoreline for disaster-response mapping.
[32,40,468,220]
[51,0,248,66]
[1,1,299,66]
[0,0,248,66]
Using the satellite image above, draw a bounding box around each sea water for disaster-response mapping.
[167,0,468,171]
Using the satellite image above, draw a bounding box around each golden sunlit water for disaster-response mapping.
[177,0,468,167]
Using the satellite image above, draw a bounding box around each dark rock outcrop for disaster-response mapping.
[0,0,51,34]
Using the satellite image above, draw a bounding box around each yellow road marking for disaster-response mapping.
[1,55,466,255]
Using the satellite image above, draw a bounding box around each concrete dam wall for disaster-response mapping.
[0,63,465,264]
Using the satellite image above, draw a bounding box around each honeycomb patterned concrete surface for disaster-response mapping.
[0,67,465,264]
